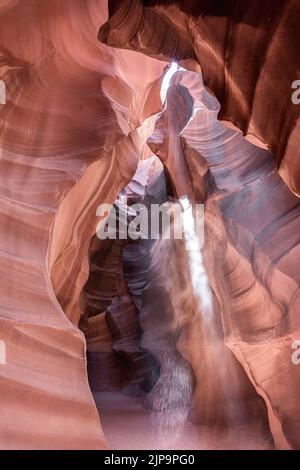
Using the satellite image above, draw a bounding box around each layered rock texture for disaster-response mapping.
[148,70,300,449]
[100,0,300,195]
[0,0,166,449]
[1,0,300,450]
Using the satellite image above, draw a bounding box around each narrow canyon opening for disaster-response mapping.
[2,0,300,452]
[77,78,275,448]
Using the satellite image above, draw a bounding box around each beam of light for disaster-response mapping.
[160,62,179,104]
[0,340,6,365]
[180,196,212,316]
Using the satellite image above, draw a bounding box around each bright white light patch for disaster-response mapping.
[180,196,212,315]
[0,80,6,105]
[160,62,178,103]
[0,340,6,365]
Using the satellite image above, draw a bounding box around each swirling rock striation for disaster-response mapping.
[0,0,166,449]
[148,70,300,449]
[100,0,300,194]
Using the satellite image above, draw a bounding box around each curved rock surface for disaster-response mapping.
[148,70,300,449]
[0,0,166,449]
[100,0,300,194]
[82,157,165,395]
[1,0,300,450]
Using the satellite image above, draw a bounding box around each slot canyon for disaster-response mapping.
[0,0,300,451]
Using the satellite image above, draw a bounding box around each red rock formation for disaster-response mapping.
[0,0,166,449]
[146,70,300,449]
[98,1,300,449]
[82,157,165,395]
[1,0,300,451]
[100,0,300,194]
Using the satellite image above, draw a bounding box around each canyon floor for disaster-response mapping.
[95,392,274,450]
